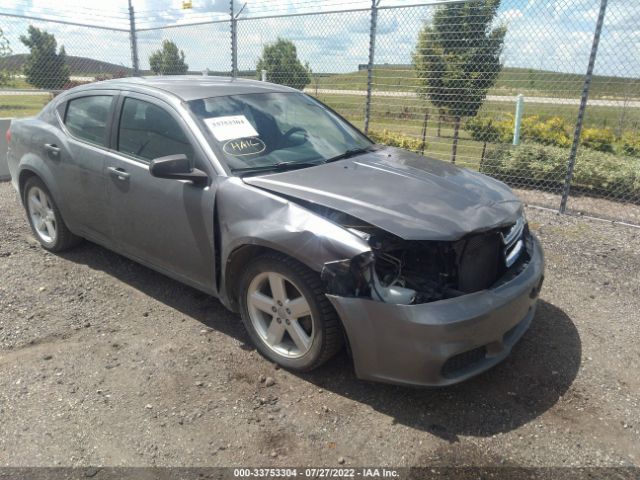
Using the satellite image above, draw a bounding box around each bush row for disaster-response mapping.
[481,143,640,199]
[465,115,640,157]
[369,129,426,152]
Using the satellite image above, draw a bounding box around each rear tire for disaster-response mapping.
[239,253,343,372]
[23,176,81,252]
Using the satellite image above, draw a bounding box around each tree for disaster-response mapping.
[413,1,506,163]
[19,26,70,89]
[0,27,12,87]
[149,40,188,75]
[256,38,310,90]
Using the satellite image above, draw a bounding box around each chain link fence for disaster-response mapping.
[0,0,638,225]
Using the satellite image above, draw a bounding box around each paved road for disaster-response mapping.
[0,90,52,96]
[306,88,640,108]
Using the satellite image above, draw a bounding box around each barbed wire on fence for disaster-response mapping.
[0,0,638,225]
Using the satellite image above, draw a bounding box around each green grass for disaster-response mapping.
[311,91,640,171]
[0,89,488,169]
[0,94,52,118]
[4,77,32,89]
[313,91,639,133]
[2,79,635,175]
[310,93,492,170]
[313,66,640,100]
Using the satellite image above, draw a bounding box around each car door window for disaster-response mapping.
[64,96,112,147]
[118,97,194,162]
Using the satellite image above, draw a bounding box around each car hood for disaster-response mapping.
[242,147,522,241]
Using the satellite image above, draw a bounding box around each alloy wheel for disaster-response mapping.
[27,186,57,244]
[246,271,314,359]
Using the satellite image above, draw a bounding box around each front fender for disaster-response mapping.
[216,177,371,306]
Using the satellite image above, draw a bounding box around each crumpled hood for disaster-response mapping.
[243,147,522,240]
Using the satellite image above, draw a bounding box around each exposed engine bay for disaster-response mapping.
[311,205,531,305]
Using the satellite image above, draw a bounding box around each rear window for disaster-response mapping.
[64,96,112,147]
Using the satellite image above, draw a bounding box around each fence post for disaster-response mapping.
[363,0,379,135]
[261,69,267,82]
[512,94,524,145]
[559,0,608,213]
[230,0,237,78]
[128,0,139,75]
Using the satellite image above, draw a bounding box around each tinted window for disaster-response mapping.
[118,97,193,162]
[64,96,112,146]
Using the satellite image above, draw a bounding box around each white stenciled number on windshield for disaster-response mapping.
[204,115,259,141]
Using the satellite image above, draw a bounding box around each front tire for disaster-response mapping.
[239,253,343,372]
[23,177,81,252]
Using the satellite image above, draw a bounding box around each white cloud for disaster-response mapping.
[1,0,638,77]
[500,8,524,22]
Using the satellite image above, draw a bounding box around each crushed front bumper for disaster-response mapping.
[327,235,545,387]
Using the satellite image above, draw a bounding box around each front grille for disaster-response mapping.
[501,216,525,250]
[501,217,526,268]
[441,346,487,379]
[458,233,502,292]
[453,218,530,295]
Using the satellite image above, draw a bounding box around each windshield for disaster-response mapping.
[188,92,373,174]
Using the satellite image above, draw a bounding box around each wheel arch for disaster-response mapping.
[18,168,40,203]
[223,242,320,312]
[16,161,74,234]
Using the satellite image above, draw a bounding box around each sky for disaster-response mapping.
[0,0,638,79]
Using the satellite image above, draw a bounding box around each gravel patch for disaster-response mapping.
[0,180,639,467]
[514,187,640,226]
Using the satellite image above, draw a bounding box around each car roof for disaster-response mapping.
[73,75,298,102]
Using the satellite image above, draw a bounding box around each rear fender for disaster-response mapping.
[13,119,72,222]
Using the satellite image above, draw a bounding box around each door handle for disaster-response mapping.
[107,166,130,181]
[44,143,60,156]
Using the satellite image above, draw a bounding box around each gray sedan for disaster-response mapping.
[6,76,544,386]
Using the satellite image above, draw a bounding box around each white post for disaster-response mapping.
[261,69,267,82]
[513,94,524,146]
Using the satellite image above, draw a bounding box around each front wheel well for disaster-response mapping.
[225,245,319,311]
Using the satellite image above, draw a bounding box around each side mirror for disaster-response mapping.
[149,154,209,187]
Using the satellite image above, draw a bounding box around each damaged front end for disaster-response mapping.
[315,206,544,386]
[319,207,532,306]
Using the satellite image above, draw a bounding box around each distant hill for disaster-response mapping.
[0,54,131,76]
[0,54,259,78]
[317,65,640,100]
[3,53,636,101]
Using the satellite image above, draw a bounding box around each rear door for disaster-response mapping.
[56,91,117,242]
[104,91,217,292]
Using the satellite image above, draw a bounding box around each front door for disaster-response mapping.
[104,92,217,292]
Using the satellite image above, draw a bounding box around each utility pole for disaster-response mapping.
[560,0,608,213]
[363,0,379,135]
[128,0,139,75]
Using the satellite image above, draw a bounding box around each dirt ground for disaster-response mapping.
[513,188,640,226]
[0,180,639,468]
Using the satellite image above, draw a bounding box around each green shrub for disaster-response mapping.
[467,115,623,154]
[621,131,640,157]
[482,143,640,198]
[369,129,426,152]
[581,127,615,153]
[521,116,572,148]
[465,116,511,143]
